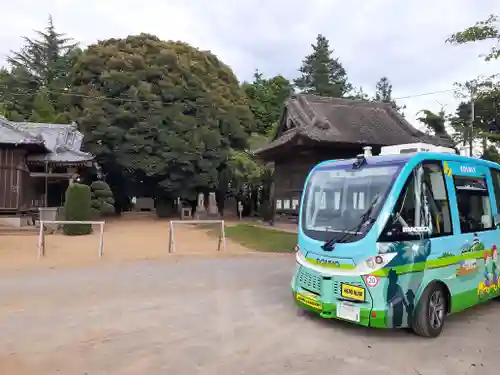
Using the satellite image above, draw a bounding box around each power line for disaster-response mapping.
[393,89,456,100]
[0,54,467,102]
[0,83,463,104]
[0,85,164,104]
[0,47,483,104]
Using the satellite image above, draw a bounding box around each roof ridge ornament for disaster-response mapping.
[311,115,330,130]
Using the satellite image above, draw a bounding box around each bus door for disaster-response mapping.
[444,161,499,304]
[378,160,456,327]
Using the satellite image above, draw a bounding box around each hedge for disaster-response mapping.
[90,180,115,217]
[63,183,93,235]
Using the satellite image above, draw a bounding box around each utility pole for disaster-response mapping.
[470,83,476,157]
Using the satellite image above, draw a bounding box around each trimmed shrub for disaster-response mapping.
[64,183,93,235]
[90,180,115,217]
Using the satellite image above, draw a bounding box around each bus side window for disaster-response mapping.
[423,162,453,236]
[454,175,494,233]
[490,168,500,214]
[379,161,452,241]
[379,168,417,241]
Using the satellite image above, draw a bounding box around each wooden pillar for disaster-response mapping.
[15,168,21,210]
[44,162,48,207]
[269,162,276,226]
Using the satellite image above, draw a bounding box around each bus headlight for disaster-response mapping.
[364,253,397,271]
[366,257,375,269]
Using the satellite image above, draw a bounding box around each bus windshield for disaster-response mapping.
[301,164,401,242]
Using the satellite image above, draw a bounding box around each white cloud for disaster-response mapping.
[0,0,498,129]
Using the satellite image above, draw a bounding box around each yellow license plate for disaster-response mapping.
[296,293,322,310]
[341,283,365,302]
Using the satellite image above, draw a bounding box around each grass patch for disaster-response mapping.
[223,224,297,253]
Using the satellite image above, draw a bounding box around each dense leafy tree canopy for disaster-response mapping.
[71,33,254,200]
[242,70,293,135]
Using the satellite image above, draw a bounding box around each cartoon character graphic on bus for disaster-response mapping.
[478,245,500,297]
[484,251,492,287]
[386,270,407,328]
[492,245,498,285]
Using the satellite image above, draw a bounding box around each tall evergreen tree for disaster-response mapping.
[374,76,406,116]
[1,15,80,121]
[294,34,351,97]
[375,76,393,102]
[7,15,78,89]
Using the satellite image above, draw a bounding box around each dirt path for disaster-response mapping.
[0,217,251,271]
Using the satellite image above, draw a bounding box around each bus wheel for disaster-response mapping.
[411,283,447,338]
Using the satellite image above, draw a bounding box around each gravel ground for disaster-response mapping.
[0,255,498,375]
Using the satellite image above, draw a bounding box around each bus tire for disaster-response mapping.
[411,282,447,338]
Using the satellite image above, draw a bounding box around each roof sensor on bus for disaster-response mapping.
[353,154,367,169]
[380,143,456,156]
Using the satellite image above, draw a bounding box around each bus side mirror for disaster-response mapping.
[494,214,500,228]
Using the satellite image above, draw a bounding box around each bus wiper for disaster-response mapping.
[321,194,380,251]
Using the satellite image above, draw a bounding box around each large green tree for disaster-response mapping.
[449,83,500,155]
[242,70,293,135]
[0,15,80,120]
[446,14,500,158]
[294,34,352,97]
[71,34,254,202]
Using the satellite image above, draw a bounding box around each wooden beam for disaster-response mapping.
[29,172,73,178]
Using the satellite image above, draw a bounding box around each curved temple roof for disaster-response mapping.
[0,116,94,164]
[254,94,455,158]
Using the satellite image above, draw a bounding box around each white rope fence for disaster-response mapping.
[168,220,226,253]
[37,220,105,259]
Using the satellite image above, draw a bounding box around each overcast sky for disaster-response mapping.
[0,0,498,129]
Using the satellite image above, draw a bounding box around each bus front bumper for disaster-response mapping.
[292,290,388,328]
[291,263,389,328]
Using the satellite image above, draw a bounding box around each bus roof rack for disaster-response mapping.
[380,143,456,156]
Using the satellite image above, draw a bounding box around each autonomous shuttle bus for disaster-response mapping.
[291,143,500,337]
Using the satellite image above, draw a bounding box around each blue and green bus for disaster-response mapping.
[292,145,500,337]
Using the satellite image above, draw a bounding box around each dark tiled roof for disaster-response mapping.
[0,116,94,164]
[254,94,454,155]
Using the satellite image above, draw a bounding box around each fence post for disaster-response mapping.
[35,221,105,259]
[37,221,45,259]
[221,220,226,252]
[98,223,104,257]
[169,221,175,253]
